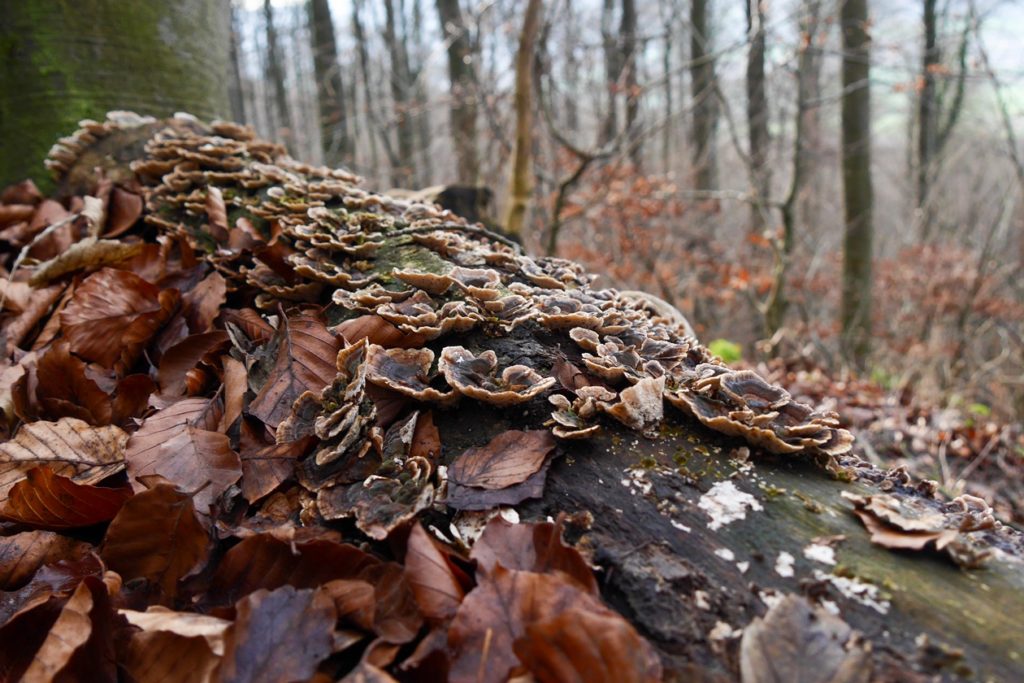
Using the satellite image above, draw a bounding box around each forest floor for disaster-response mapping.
[742,355,1024,527]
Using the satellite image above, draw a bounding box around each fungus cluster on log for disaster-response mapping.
[1,112,1022,682]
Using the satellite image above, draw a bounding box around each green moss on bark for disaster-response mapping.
[0,0,231,190]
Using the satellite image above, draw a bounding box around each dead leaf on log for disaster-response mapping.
[0,531,91,590]
[100,483,211,603]
[471,517,598,594]
[0,418,127,502]
[218,586,336,683]
[448,429,555,490]
[0,467,132,529]
[105,186,143,237]
[334,315,428,349]
[124,398,240,512]
[60,267,180,371]
[447,566,612,683]
[249,314,341,428]
[513,607,663,683]
[409,411,440,464]
[445,457,552,511]
[404,524,466,621]
[739,594,872,683]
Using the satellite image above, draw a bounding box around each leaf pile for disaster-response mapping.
[0,112,857,681]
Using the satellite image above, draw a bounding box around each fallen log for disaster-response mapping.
[0,113,1020,682]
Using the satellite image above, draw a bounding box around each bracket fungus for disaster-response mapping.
[438,346,556,405]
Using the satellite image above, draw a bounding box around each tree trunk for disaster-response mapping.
[383,0,417,187]
[228,6,247,125]
[0,0,230,191]
[840,0,874,368]
[308,0,353,167]
[600,0,621,146]
[262,0,292,151]
[503,0,544,238]
[351,0,385,186]
[797,0,826,238]
[621,0,641,169]
[916,0,938,222]
[436,0,480,184]
[690,0,719,191]
[745,0,771,234]
[661,1,676,175]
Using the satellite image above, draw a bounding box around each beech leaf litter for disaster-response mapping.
[0,112,1014,681]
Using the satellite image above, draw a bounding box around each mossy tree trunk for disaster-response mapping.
[0,0,230,191]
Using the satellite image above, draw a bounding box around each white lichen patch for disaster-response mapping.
[694,590,711,610]
[803,542,837,565]
[736,561,750,574]
[620,466,653,496]
[813,570,890,614]
[670,519,692,533]
[714,548,736,562]
[758,589,784,610]
[697,481,763,530]
[821,599,841,616]
[775,551,795,578]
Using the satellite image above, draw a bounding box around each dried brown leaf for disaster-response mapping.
[0,467,132,529]
[739,594,872,683]
[60,267,180,371]
[513,607,662,683]
[237,420,307,504]
[221,356,248,432]
[29,238,143,286]
[249,314,341,428]
[334,314,428,349]
[471,518,598,594]
[100,483,211,603]
[448,429,555,490]
[0,531,91,590]
[35,340,112,424]
[124,398,241,512]
[157,330,230,396]
[405,524,465,621]
[120,607,230,683]
[218,586,336,683]
[0,418,127,503]
[105,186,143,237]
[182,272,227,334]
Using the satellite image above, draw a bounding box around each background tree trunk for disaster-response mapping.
[262,0,292,151]
[503,0,544,238]
[840,0,874,367]
[0,0,230,190]
[384,0,417,187]
[436,0,480,184]
[916,0,938,219]
[621,0,641,169]
[308,0,353,167]
[600,0,621,146]
[745,0,771,234]
[690,0,719,191]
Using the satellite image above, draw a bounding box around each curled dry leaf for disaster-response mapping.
[100,483,211,604]
[404,524,466,621]
[513,607,663,683]
[0,417,127,503]
[334,314,428,349]
[448,566,622,683]
[105,186,143,237]
[0,466,132,529]
[29,237,143,286]
[449,429,556,490]
[157,330,230,396]
[124,398,241,512]
[35,339,114,425]
[60,267,180,371]
[739,594,872,683]
[249,314,341,428]
[470,517,598,594]
[218,586,336,683]
[182,271,227,334]
[0,531,92,590]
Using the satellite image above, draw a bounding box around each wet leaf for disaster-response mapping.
[0,418,127,503]
[100,483,210,603]
[60,267,180,371]
[0,467,132,529]
[218,586,336,683]
[249,314,341,428]
[448,429,555,490]
[124,398,241,512]
[739,594,872,683]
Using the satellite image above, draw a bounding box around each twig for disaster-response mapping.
[389,222,523,254]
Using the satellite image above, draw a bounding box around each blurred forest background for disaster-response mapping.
[222,0,1024,521]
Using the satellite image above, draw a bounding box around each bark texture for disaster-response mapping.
[0,0,230,190]
[690,0,719,191]
[436,0,480,184]
[840,0,874,367]
[309,0,353,166]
